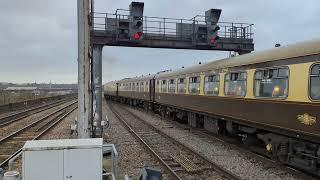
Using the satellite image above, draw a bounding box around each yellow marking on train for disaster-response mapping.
[221,68,228,73]
[297,113,316,125]
[287,62,312,102]
[266,144,272,152]
[246,69,255,98]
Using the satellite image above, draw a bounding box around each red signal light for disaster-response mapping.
[210,38,216,43]
[210,36,220,44]
[133,32,143,40]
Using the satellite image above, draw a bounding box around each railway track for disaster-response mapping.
[0,98,75,128]
[177,122,318,180]
[122,104,318,180]
[0,100,77,169]
[109,102,240,180]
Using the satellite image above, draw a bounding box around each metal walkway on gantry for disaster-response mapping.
[92,10,254,54]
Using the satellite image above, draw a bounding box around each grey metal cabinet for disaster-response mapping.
[22,138,103,180]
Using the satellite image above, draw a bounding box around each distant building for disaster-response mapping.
[5,87,38,91]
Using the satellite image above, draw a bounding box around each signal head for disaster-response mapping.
[210,36,220,44]
[135,20,143,28]
[133,32,143,40]
[210,26,220,34]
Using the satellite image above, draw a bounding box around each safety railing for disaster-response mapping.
[190,15,254,39]
[102,144,118,180]
[92,12,254,41]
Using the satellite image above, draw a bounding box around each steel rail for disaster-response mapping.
[109,103,242,180]
[0,102,78,168]
[121,103,318,180]
[0,98,75,127]
[0,98,70,119]
[0,95,75,114]
[162,116,319,180]
[108,104,182,180]
[0,101,76,143]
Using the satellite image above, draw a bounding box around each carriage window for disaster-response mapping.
[310,64,320,100]
[225,72,247,97]
[254,68,288,98]
[189,76,200,94]
[178,78,186,93]
[161,80,167,93]
[204,74,220,96]
[169,79,176,93]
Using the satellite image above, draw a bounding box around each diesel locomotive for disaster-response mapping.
[104,39,320,175]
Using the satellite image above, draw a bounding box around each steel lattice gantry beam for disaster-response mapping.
[91,4,254,55]
[91,31,254,54]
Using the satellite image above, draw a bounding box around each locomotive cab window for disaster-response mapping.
[225,72,247,97]
[161,80,167,93]
[254,67,288,98]
[204,74,220,96]
[189,76,200,94]
[310,64,320,100]
[178,78,186,93]
[169,79,176,93]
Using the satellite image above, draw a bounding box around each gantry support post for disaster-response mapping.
[77,0,91,138]
[92,45,103,137]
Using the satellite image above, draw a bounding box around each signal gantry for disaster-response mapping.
[92,2,254,55]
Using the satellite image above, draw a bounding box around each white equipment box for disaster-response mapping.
[22,138,103,180]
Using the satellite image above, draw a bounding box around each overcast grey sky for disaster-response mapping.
[0,0,319,84]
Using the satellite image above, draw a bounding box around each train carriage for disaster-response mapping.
[107,75,155,107]
[104,39,320,175]
[103,81,118,98]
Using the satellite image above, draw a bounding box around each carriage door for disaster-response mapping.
[149,79,155,101]
[116,83,119,97]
